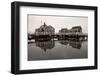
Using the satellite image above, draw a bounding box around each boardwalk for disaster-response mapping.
[28,33,88,42]
[56,33,88,41]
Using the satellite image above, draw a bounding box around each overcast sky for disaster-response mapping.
[28,15,88,34]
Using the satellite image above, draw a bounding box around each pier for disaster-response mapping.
[28,33,88,41]
[56,33,88,41]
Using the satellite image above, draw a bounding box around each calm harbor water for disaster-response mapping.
[28,40,88,61]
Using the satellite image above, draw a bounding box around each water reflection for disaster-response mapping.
[59,40,82,49]
[28,40,87,61]
[33,40,82,52]
[35,40,55,52]
[69,41,82,49]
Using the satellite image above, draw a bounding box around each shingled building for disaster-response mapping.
[59,26,82,34]
[35,22,55,36]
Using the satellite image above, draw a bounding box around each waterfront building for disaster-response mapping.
[35,22,55,36]
[59,28,69,35]
[59,26,82,35]
[70,26,82,34]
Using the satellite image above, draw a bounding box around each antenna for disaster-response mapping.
[41,19,42,25]
[45,16,46,23]
[41,16,42,25]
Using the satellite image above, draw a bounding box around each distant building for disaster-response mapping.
[35,22,55,36]
[59,28,69,34]
[59,26,82,34]
[70,26,82,34]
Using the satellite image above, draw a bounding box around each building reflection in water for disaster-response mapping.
[58,40,68,46]
[34,40,82,52]
[59,40,82,49]
[35,40,55,52]
[69,41,82,49]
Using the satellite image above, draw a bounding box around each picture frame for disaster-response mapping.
[11,1,98,74]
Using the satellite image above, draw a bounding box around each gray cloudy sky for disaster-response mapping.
[28,14,88,34]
